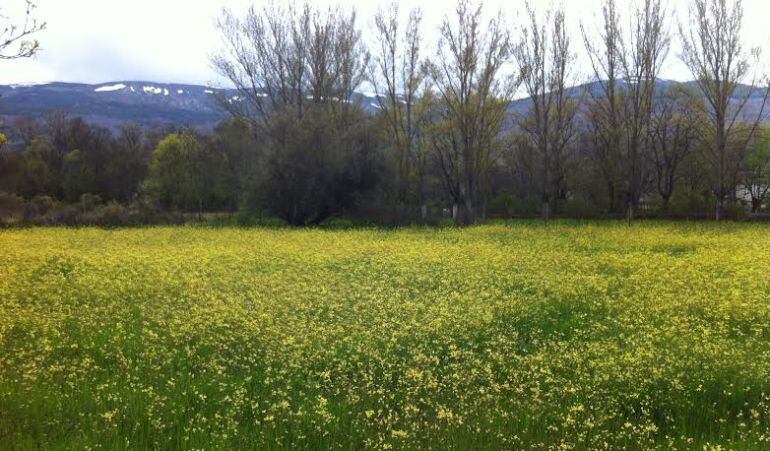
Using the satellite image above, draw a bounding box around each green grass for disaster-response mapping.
[1,222,770,449]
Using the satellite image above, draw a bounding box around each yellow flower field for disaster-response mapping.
[1,222,770,449]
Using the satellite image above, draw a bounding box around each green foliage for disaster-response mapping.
[79,193,102,212]
[740,125,770,213]
[147,132,217,211]
[746,127,770,169]
[561,196,602,217]
[318,216,378,229]
[212,118,261,210]
[62,149,96,202]
[1,116,158,206]
[23,194,56,220]
[259,107,382,226]
[20,138,57,197]
[0,191,24,223]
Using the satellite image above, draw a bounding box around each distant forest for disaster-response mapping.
[2,0,770,226]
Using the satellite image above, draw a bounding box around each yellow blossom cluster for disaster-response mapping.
[1,222,770,449]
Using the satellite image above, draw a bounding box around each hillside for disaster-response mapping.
[0,82,385,130]
[1,80,768,131]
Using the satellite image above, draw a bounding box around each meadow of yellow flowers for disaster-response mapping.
[1,222,770,449]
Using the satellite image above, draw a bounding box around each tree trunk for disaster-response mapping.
[715,197,723,222]
[418,173,427,221]
[607,182,616,214]
[541,202,551,221]
[715,115,725,222]
[751,197,761,214]
[660,195,670,216]
[461,197,475,226]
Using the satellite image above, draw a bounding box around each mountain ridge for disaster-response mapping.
[1,79,767,132]
[0,81,389,131]
[0,81,239,130]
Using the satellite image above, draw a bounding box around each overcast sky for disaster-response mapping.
[2,0,770,87]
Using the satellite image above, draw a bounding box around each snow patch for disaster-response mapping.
[9,82,48,89]
[94,83,127,93]
[358,90,381,98]
[204,89,214,94]
[177,89,184,94]
[143,86,163,95]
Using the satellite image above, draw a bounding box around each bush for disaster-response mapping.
[487,193,519,217]
[319,217,367,229]
[722,202,748,221]
[561,197,602,218]
[81,201,168,227]
[127,198,163,225]
[48,205,79,225]
[81,202,130,226]
[507,197,541,216]
[24,195,57,221]
[230,210,287,228]
[0,192,25,224]
[667,192,713,219]
[2,193,215,227]
[80,193,103,213]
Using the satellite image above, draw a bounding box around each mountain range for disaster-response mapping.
[1,80,768,132]
[0,81,386,131]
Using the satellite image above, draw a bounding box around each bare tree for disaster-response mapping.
[427,0,515,225]
[583,0,670,221]
[582,0,624,215]
[0,1,45,151]
[212,2,372,225]
[370,2,429,217]
[582,0,669,221]
[648,85,700,211]
[212,2,368,133]
[619,0,669,221]
[680,0,770,220]
[0,0,45,60]
[513,2,580,220]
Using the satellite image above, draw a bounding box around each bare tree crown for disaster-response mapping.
[0,0,45,60]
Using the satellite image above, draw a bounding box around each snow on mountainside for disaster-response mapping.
[0,82,239,130]
[94,83,127,93]
[0,82,387,131]
[1,80,767,132]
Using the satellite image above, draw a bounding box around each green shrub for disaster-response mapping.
[80,202,133,227]
[561,197,600,218]
[319,217,361,229]
[0,192,25,224]
[24,195,57,221]
[487,193,545,217]
[79,193,103,212]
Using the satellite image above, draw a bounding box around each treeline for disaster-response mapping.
[2,0,770,226]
